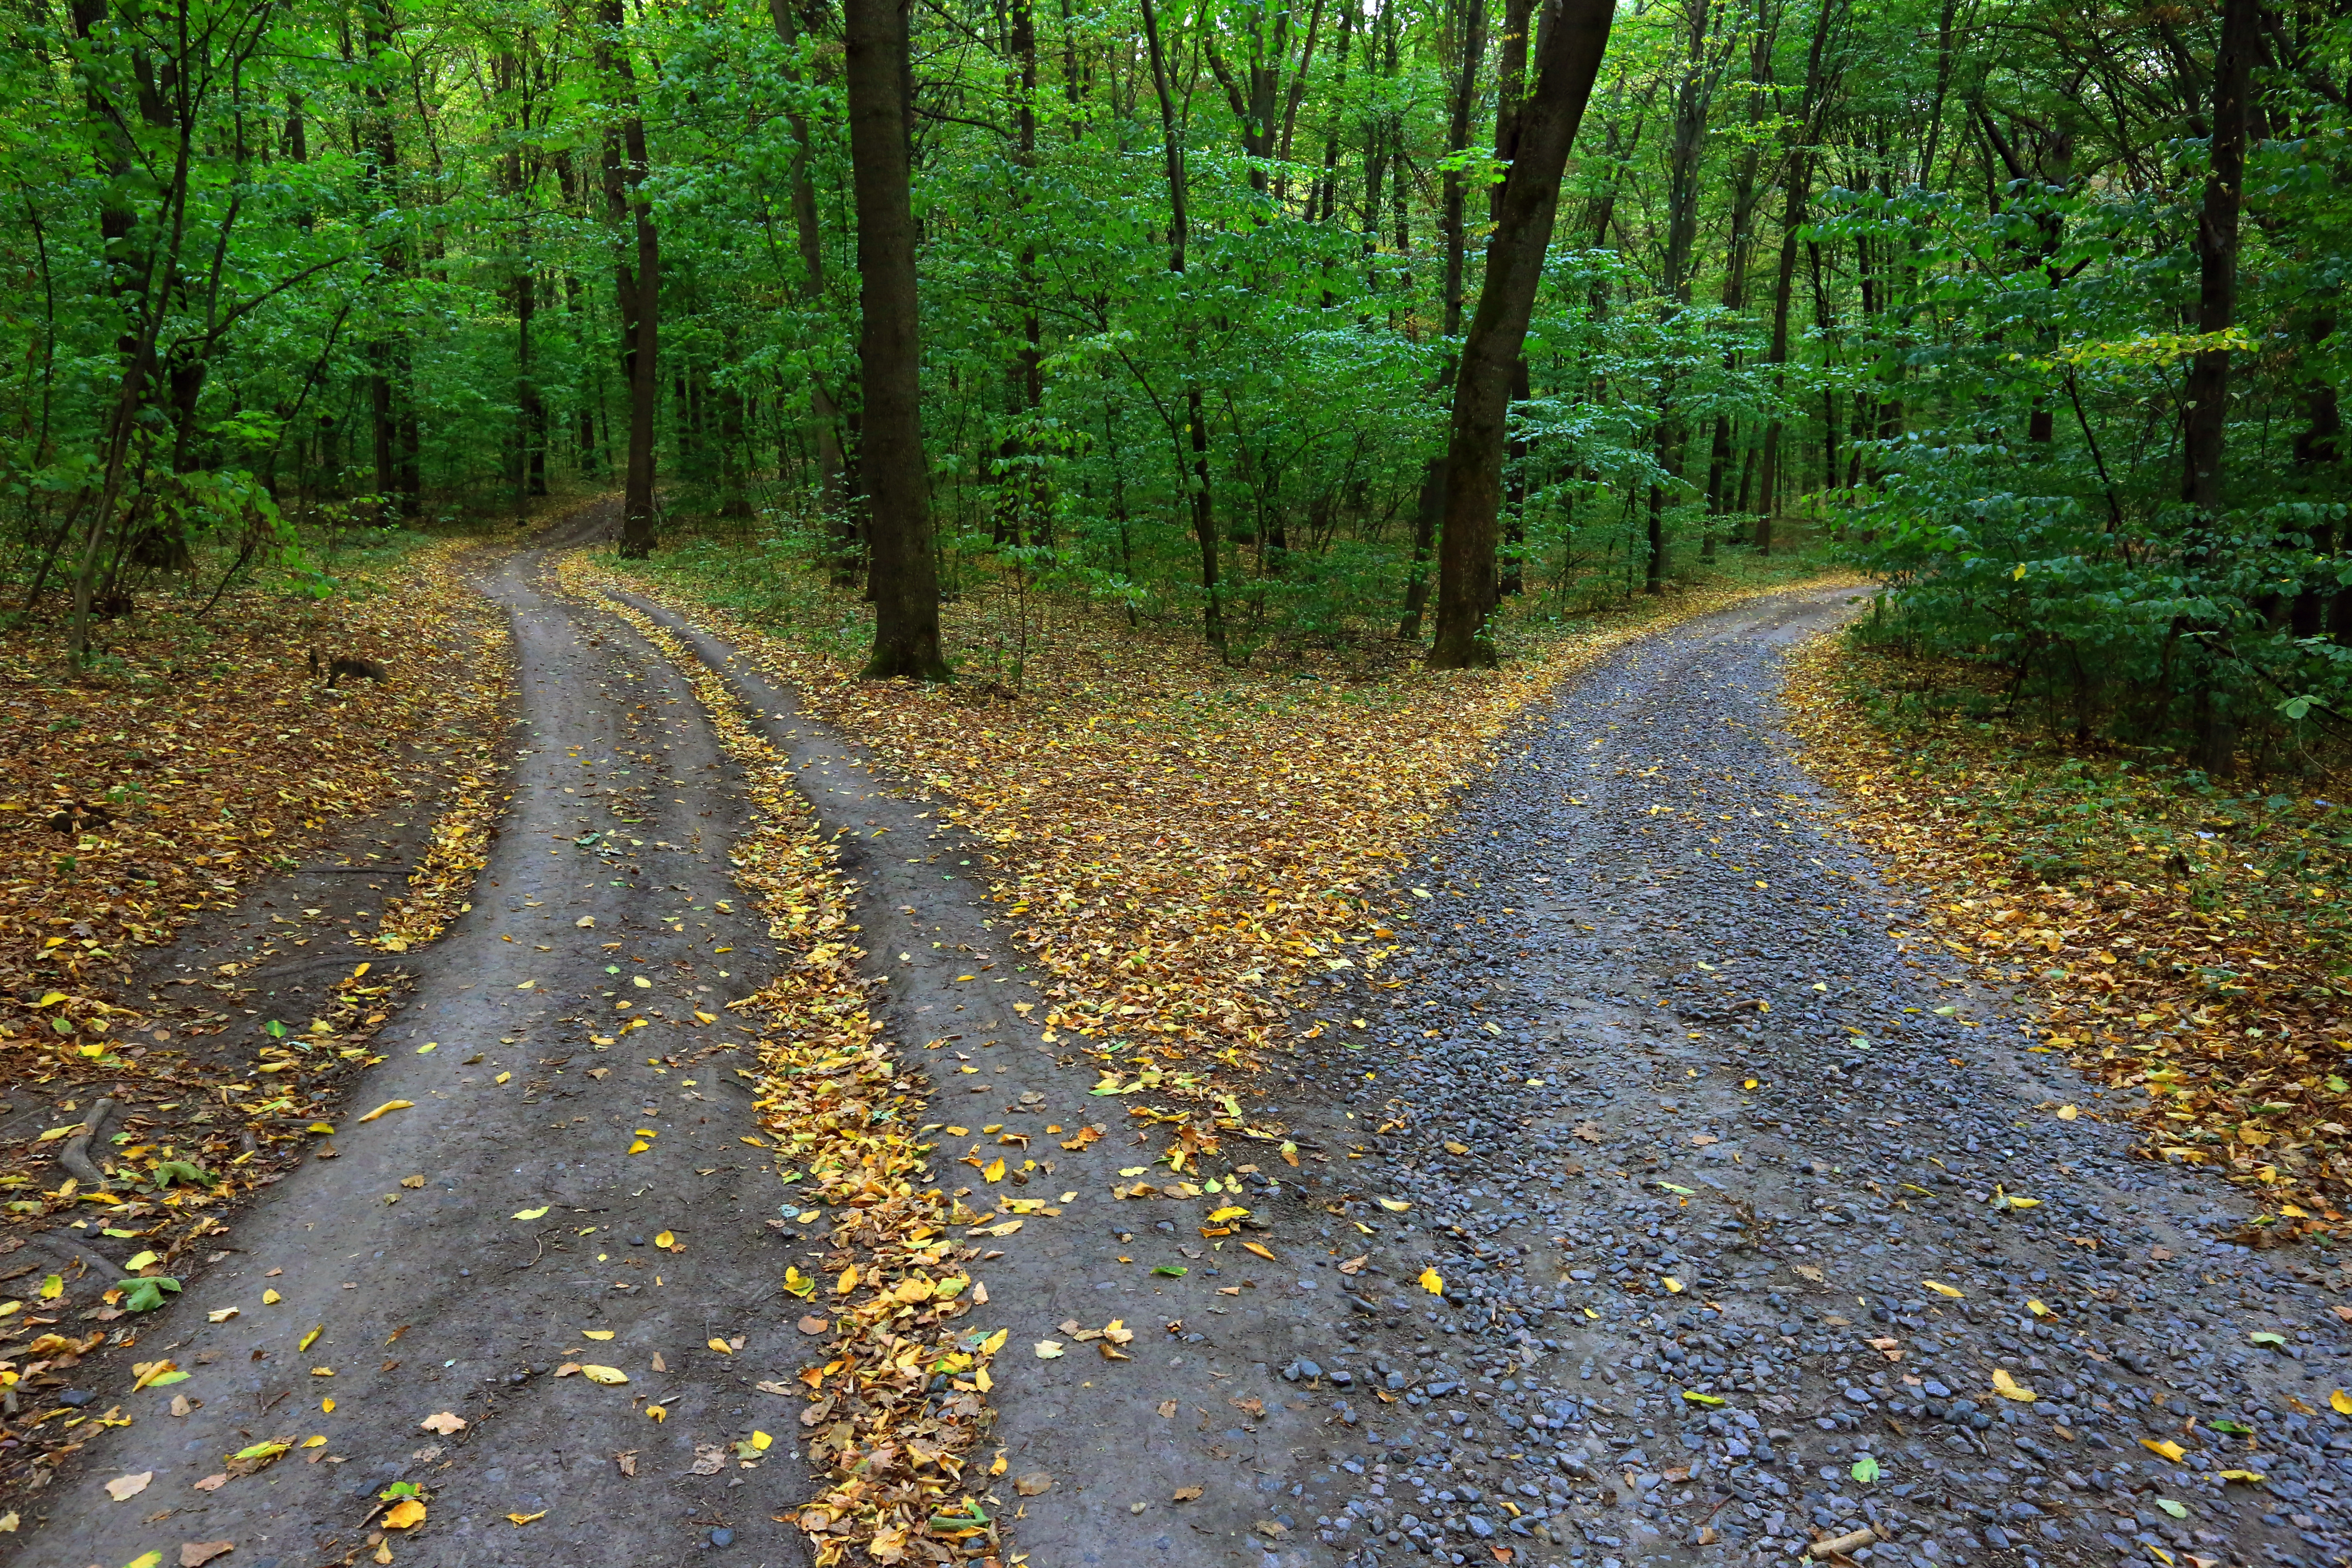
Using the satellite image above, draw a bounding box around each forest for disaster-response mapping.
[3,0,2348,764]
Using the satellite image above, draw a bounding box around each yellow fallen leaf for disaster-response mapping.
[1207,1205,1250,1223]
[2026,1299,2051,1318]
[2055,1104,2079,1120]
[2333,1389,2352,1417]
[646,1405,667,1422]
[577,916,595,927]
[1991,1368,2036,1402]
[627,1140,650,1154]
[1419,1268,1444,1294]
[1034,1340,1065,1359]
[1376,1198,1410,1212]
[579,1365,629,1385]
[1661,1276,1685,1294]
[207,1306,239,1323]
[1240,1241,1276,1262]
[979,1328,1010,1355]
[2142,1438,2187,1462]
[262,1289,282,1305]
[707,1338,734,1355]
[508,1509,548,1525]
[322,1398,334,1413]
[2218,1469,2267,1483]
[355,1100,413,1124]
[1443,1141,1469,1155]
[513,1207,550,1221]
[303,1434,327,1446]
[653,1230,675,1249]
[582,1330,614,1341]
[383,1498,427,1529]
[1922,1279,1963,1298]
[835,1265,859,1295]
[298,1325,322,1353]
[983,1158,1007,1183]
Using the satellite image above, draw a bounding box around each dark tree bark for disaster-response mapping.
[1644,0,1714,592]
[1396,0,1489,639]
[2182,0,2257,771]
[846,0,949,678]
[1427,0,1618,668]
[2182,0,2254,520]
[597,0,661,558]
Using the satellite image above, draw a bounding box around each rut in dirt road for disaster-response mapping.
[15,516,833,1568]
[1220,589,2348,1568]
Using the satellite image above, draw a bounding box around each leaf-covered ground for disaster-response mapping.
[595,547,1850,1111]
[0,537,514,1485]
[586,584,1010,1567]
[1785,632,2352,1237]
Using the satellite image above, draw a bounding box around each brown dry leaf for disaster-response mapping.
[1014,1471,1053,1496]
[398,1174,426,1189]
[797,1314,830,1335]
[1793,1264,1826,1284]
[1337,1254,1369,1275]
[691,1445,726,1476]
[419,1411,467,1435]
[1572,1123,1603,1144]
[180,1544,235,1568]
[190,1474,228,1493]
[105,1472,153,1502]
[1157,1400,1178,1418]
[1172,1485,1204,1502]
[614,1450,638,1477]
[1228,1395,1265,1419]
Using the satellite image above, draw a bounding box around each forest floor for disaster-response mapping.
[7,511,2348,1568]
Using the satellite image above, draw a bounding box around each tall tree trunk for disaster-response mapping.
[846,0,949,678]
[1754,0,1838,557]
[598,0,661,558]
[769,0,855,571]
[2182,0,2256,770]
[1427,0,1618,667]
[1399,0,1489,639]
[1141,0,1224,651]
[362,0,417,518]
[1001,0,1046,545]
[1646,0,1713,592]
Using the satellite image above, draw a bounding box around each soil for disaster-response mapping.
[16,544,2340,1568]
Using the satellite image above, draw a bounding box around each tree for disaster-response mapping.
[846,0,948,679]
[1428,0,1618,668]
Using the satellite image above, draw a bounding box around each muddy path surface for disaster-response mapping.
[24,564,2342,1568]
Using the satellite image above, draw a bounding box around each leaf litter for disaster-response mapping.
[1787,635,2352,1232]
[0,535,515,1497]
[577,578,1010,1568]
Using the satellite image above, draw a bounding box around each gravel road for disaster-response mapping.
[18,552,2343,1568]
[1241,588,2348,1568]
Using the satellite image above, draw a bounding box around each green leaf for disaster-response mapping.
[2250,1331,2288,1346]
[118,1276,182,1312]
[1851,1453,1882,1484]
[1152,1265,1187,1277]
[2155,1498,2187,1519]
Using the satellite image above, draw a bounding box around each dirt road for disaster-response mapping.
[20,547,2341,1568]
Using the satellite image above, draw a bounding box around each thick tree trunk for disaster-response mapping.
[846,0,949,678]
[1427,0,1617,668]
